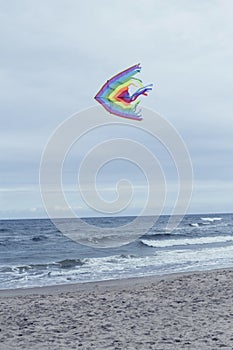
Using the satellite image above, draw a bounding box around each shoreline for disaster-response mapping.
[0,266,232,297]
[1,268,233,349]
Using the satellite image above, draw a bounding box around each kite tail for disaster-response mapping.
[132,99,141,112]
[130,84,153,102]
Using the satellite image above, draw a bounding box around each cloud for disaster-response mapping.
[1,0,233,217]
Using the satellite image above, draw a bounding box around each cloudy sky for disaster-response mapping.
[1,0,233,219]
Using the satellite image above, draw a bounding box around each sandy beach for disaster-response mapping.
[0,269,233,350]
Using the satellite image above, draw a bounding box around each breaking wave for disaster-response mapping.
[201,217,222,222]
[140,235,233,248]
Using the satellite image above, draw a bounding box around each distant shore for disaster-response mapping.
[0,268,233,349]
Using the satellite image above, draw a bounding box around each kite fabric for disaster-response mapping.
[94,64,153,121]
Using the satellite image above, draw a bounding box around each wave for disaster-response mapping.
[0,254,140,276]
[1,243,233,289]
[56,259,84,268]
[140,235,233,248]
[188,219,224,228]
[119,254,137,259]
[189,223,199,227]
[0,259,85,274]
[201,217,222,222]
[31,235,48,242]
[142,233,177,240]
[0,228,12,233]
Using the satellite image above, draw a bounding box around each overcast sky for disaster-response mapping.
[1,0,233,219]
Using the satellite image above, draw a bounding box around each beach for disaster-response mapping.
[0,268,233,349]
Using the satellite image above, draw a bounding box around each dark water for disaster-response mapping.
[0,213,233,289]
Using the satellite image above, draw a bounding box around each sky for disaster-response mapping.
[1,0,233,219]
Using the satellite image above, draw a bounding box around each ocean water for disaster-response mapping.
[0,213,233,290]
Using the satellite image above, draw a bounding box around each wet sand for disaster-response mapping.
[0,268,233,349]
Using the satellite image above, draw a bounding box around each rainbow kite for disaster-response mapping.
[94,64,153,121]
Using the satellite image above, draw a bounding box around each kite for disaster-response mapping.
[94,64,153,121]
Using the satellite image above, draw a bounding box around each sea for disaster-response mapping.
[0,213,233,290]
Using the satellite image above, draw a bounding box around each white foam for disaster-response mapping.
[141,235,233,248]
[201,217,222,222]
[2,244,233,289]
[190,223,199,227]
